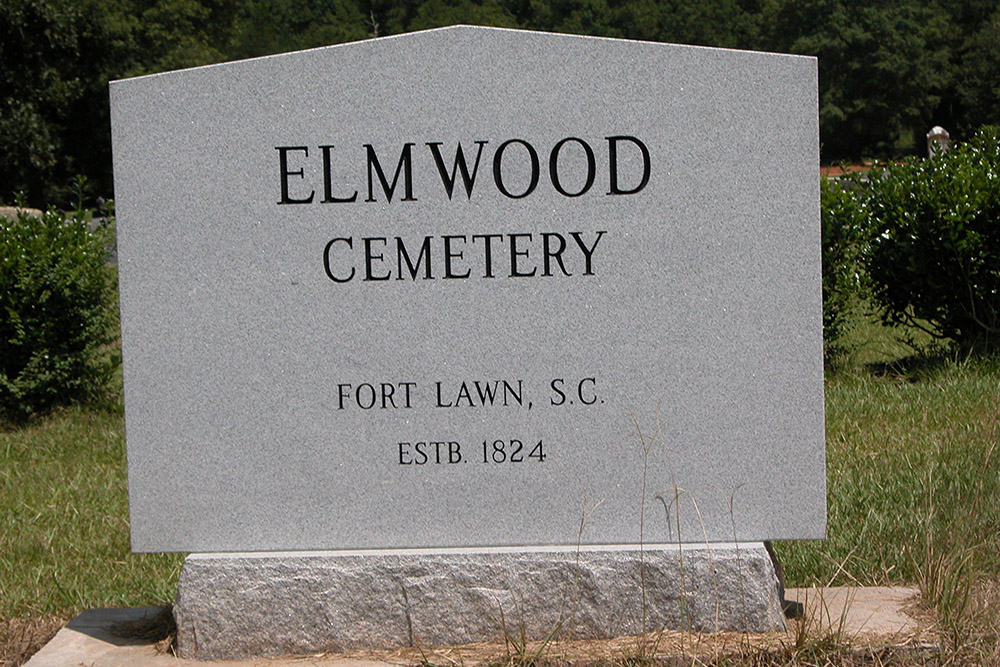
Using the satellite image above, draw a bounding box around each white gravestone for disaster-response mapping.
[927,125,950,156]
[110,26,823,657]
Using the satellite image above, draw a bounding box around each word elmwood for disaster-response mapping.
[276,135,650,203]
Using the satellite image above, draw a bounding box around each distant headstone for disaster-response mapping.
[110,25,823,657]
[927,125,950,156]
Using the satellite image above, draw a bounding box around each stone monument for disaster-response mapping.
[110,26,824,659]
[927,125,950,157]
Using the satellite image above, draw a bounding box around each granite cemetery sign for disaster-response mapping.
[111,26,823,656]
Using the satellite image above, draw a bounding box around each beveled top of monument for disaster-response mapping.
[111,26,824,553]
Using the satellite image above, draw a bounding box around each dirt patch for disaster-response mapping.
[0,616,67,667]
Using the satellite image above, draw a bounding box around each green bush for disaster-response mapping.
[863,126,1000,353]
[0,204,117,420]
[820,176,866,356]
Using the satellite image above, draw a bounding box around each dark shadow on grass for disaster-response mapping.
[864,347,1000,383]
[864,353,954,382]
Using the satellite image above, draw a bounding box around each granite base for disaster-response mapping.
[173,544,785,660]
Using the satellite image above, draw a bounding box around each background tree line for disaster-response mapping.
[2,0,999,208]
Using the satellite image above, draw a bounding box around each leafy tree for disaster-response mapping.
[229,0,368,59]
[407,0,518,31]
[363,0,434,35]
[759,0,954,161]
[606,0,665,41]
[544,0,622,36]
[0,0,133,207]
[955,7,1000,132]
[128,0,238,72]
[638,0,750,48]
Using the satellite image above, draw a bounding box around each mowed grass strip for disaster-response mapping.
[0,406,182,619]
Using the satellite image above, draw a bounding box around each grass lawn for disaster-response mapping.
[0,407,182,619]
[2,311,999,663]
[778,360,1000,589]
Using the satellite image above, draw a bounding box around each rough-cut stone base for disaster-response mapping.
[173,544,784,661]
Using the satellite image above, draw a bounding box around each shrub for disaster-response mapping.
[0,202,117,420]
[820,175,867,356]
[863,126,1000,353]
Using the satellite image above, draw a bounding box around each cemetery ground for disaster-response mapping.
[2,314,999,665]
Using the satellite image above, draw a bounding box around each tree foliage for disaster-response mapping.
[229,0,368,59]
[0,0,133,207]
[759,0,954,160]
[955,7,1000,135]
